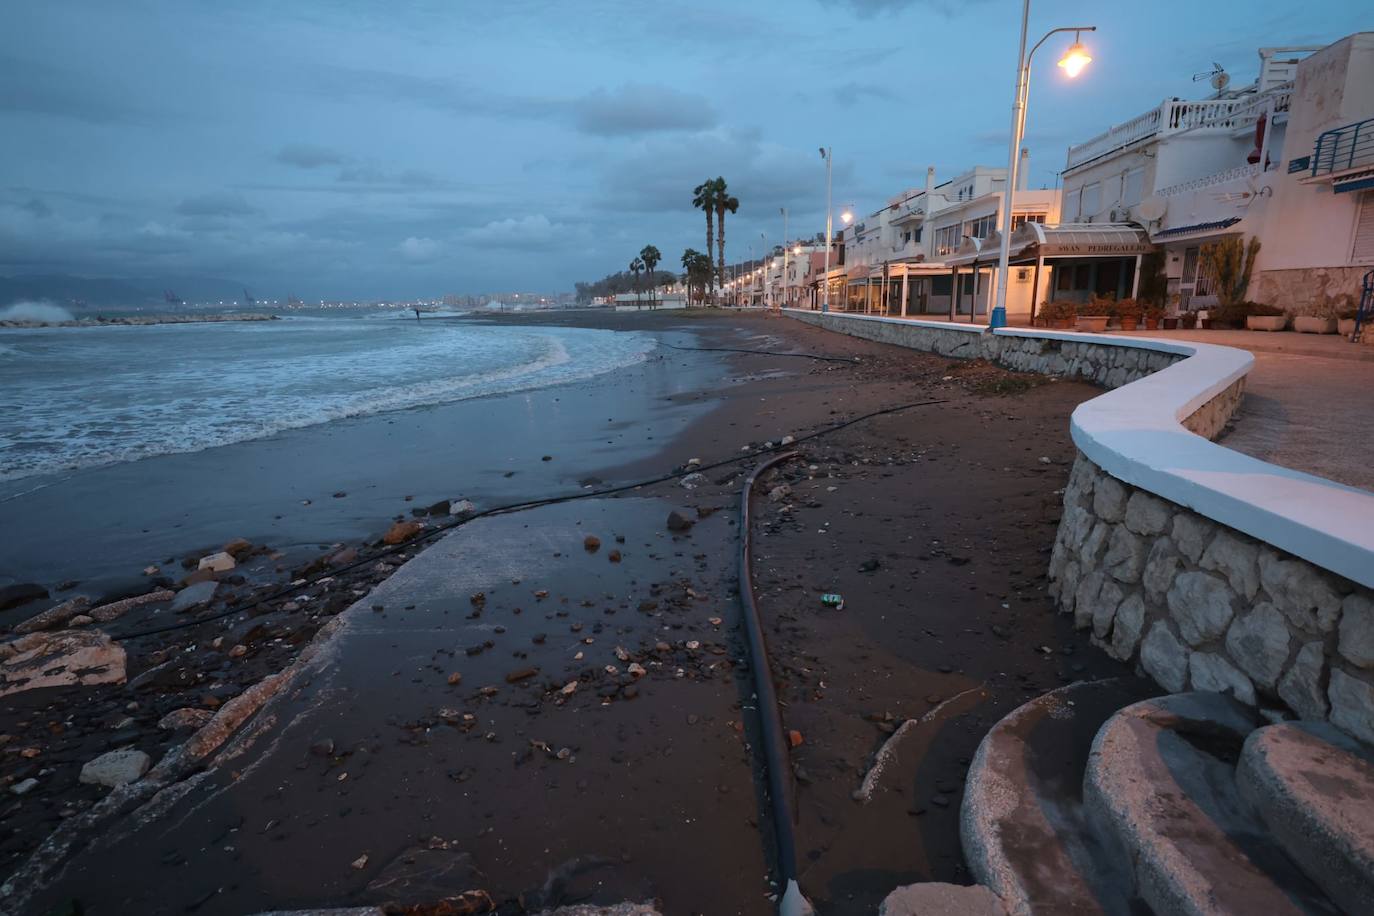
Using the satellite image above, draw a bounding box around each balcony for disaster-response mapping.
[1307,117,1374,189]
[1066,85,1292,172]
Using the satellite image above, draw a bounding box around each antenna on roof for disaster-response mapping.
[1192,63,1230,93]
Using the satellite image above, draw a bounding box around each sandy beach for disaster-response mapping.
[2,310,1141,915]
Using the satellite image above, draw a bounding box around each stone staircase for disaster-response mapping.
[880,682,1374,915]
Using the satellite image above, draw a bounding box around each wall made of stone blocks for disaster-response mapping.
[1049,454,1374,742]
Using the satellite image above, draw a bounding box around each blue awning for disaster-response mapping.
[1155,217,1241,238]
[1334,173,1374,194]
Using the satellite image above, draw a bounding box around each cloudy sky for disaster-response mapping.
[1,0,1365,298]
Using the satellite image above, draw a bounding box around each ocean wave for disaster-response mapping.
[0,324,654,480]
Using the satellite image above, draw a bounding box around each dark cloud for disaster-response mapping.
[175,193,259,218]
[275,144,350,169]
[0,55,159,124]
[573,85,717,136]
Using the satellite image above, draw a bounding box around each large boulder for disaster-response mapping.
[382,520,424,545]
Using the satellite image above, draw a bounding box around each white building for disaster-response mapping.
[1059,35,1374,312]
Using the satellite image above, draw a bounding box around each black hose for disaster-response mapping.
[738,450,803,892]
[662,342,857,363]
[112,396,946,641]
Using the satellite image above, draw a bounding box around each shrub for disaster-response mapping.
[1180,312,1198,329]
[1245,302,1284,317]
[1040,300,1077,321]
[1114,298,1143,320]
[1077,294,1114,317]
[1144,303,1166,321]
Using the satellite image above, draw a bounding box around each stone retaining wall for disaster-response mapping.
[786,310,1183,384]
[785,308,1374,742]
[1049,456,1374,743]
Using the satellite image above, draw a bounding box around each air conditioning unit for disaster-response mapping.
[1109,207,1132,223]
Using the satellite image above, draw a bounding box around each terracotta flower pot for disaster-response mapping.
[1075,316,1110,332]
[1144,318,1160,330]
[1339,318,1358,337]
[1055,317,1075,329]
[1119,317,1139,331]
[1162,317,1179,330]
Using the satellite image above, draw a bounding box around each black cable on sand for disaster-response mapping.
[662,342,858,363]
[737,450,812,914]
[114,396,947,642]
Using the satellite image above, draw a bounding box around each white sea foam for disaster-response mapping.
[0,321,654,480]
[0,300,76,323]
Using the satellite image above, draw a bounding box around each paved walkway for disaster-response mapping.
[800,311,1374,493]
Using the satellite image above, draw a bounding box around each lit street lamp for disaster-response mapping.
[992,7,1096,328]
[819,147,833,312]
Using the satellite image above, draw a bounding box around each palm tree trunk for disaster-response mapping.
[716,210,726,304]
[705,210,715,304]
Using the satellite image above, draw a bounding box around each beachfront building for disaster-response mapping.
[790,163,1061,322]
[1058,36,1374,312]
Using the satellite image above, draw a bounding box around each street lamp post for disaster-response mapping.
[992,5,1095,327]
[780,207,788,312]
[819,147,833,313]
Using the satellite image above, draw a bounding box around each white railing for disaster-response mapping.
[1156,163,1262,197]
[1066,85,1294,172]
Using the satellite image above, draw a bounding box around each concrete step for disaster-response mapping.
[960,678,1161,915]
[1085,693,1340,915]
[1238,721,1374,915]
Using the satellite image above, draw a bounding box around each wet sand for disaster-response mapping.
[5,310,1137,914]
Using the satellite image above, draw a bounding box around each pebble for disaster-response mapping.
[447,672,463,686]
[583,535,601,552]
[11,778,38,796]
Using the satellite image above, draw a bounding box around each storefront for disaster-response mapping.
[947,223,1155,323]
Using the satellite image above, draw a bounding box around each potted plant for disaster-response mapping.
[1198,309,1213,330]
[1198,235,1261,330]
[1180,311,1198,330]
[1075,296,1112,333]
[1145,303,1165,330]
[1042,299,1077,329]
[1115,298,1143,331]
[1294,297,1340,334]
[1162,293,1182,330]
[1244,302,1287,331]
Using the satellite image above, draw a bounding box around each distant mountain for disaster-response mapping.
[0,274,250,309]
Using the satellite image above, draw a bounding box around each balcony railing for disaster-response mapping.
[1156,163,1261,197]
[1066,85,1292,172]
[1312,117,1374,177]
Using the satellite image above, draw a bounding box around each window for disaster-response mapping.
[1064,188,1081,222]
[1122,168,1145,208]
[965,214,997,239]
[933,225,961,256]
[913,226,922,243]
[1355,191,1374,263]
[1012,212,1046,229]
[1081,183,1102,222]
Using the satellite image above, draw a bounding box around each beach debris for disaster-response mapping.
[79,747,151,788]
[781,435,796,445]
[680,472,708,489]
[687,457,702,466]
[820,593,845,610]
[228,644,248,658]
[859,558,881,572]
[142,565,160,576]
[1,629,127,697]
[222,537,253,558]
[450,499,477,517]
[169,581,218,614]
[666,510,694,532]
[560,680,579,696]
[157,707,214,731]
[542,455,553,461]
[382,520,424,545]
[311,738,335,757]
[447,672,463,685]
[627,662,646,678]
[608,550,622,563]
[584,535,601,552]
[505,667,538,683]
[788,730,804,748]
[10,778,38,796]
[88,589,175,623]
[351,853,369,870]
[768,485,792,502]
[13,595,90,634]
[198,551,236,573]
[0,583,48,612]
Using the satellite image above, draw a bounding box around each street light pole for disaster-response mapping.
[780,207,788,312]
[820,147,833,313]
[992,3,1096,327]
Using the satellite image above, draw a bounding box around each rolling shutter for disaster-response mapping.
[1356,191,1374,262]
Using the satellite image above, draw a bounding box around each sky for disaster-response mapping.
[0,0,1367,299]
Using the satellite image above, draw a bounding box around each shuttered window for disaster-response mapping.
[1355,191,1374,263]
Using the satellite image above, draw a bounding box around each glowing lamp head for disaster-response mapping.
[793,245,803,255]
[840,210,853,225]
[1058,38,1092,78]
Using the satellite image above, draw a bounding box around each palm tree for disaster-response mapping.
[692,180,717,303]
[681,248,711,305]
[629,257,645,308]
[712,177,739,301]
[639,245,661,308]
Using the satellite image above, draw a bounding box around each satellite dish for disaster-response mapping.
[1136,195,1168,222]
[1211,70,1231,92]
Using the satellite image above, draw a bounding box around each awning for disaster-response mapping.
[1334,170,1374,194]
[946,222,1153,266]
[1154,217,1242,238]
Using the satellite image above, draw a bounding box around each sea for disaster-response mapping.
[0,310,656,482]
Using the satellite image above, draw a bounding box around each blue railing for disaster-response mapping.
[1312,117,1374,176]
